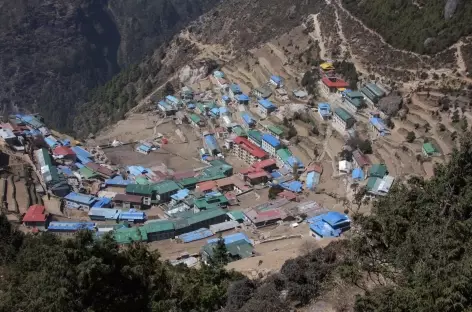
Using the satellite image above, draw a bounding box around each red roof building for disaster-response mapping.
[23,204,47,226]
[53,146,76,160]
[352,149,371,168]
[321,77,349,93]
[85,162,115,178]
[196,180,218,193]
[216,176,251,193]
[306,163,323,174]
[172,170,195,180]
[245,208,287,227]
[232,136,267,164]
[277,190,298,202]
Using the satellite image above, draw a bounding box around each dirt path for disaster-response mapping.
[309,14,328,60]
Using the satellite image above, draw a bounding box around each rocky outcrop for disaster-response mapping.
[444,0,462,20]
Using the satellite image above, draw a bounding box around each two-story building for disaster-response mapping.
[321,77,349,94]
[333,107,356,130]
[261,134,281,156]
[257,99,276,118]
[343,91,365,113]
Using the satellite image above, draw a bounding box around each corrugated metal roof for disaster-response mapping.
[113,193,143,203]
[88,208,121,219]
[48,221,96,231]
[64,192,97,205]
[113,227,148,244]
[209,220,239,233]
[119,211,147,221]
[262,134,280,147]
[258,99,276,109]
[207,232,251,245]
[334,107,354,122]
[71,146,92,159]
[154,180,180,195]
[179,228,214,243]
[143,220,175,233]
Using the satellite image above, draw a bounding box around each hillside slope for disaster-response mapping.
[0,0,219,133]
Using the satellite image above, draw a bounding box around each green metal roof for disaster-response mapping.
[334,107,354,122]
[135,176,151,185]
[247,130,263,144]
[194,194,228,210]
[276,148,292,162]
[189,114,201,124]
[226,240,254,258]
[346,97,363,108]
[126,184,154,196]
[78,167,98,179]
[186,208,227,226]
[232,125,246,137]
[197,160,233,182]
[113,227,148,244]
[154,180,181,195]
[423,142,438,155]
[177,177,198,188]
[268,125,284,136]
[142,220,175,233]
[227,210,246,222]
[366,177,379,191]
[39,148,53,166]
[347,91,364,99]
[369,164,388,178]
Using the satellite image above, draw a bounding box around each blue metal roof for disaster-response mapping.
[58,166,74,177]
[45,137,59,148]
[286,156,304,168]
[270,75,283,84]
[309,220,341,238]
[71,146,92,159]
[75,162,84,169]
[207,232,251,245]
[219,107,229,114]
[187,103,196,109]
[179,228,214,243]
[158,100,172,110]
[171,189,190,201]
[271,171,282,178]
[322,212,350,228]
[306,171,321,190]
[92,198,112,208]
[352,168,364,180]
[262,134,280,147]
[48,221,96,232]
[280,181,303,193]
[166,95,180,103]
[88,208,121,219]
[222,95,229,101]
[214,70,225,78]
[105,176,132,186]
[258,99,276,109]
[242,114,254,125]
[204,134,220,152]
[210,107,220,116]
[64,192,97,205]
[138,144,152,152]
[119,210,147,221]
[236,94,249,101]
[369,117,387,134]
[230,83,241,93]
[76,154,91,164]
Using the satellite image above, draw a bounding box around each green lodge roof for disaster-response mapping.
[126,184,155,196]
[423,142,438,155]
[78,167,99,179]
[334,107,354,122]
[232,125,246,137]
[276,148,292,162]
[189,114,201,124]
[247,130,263,144]
[154,180,181,195]
[369,164,388,178]
[113,227,148,244]
[267,125,284,136]
[142,220,175,233]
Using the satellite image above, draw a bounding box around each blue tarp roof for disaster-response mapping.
[262,134,280,147]
[48,221,96,231]
[369,117,387,133]
[88,208,121,219]
[119,210,147,221]
[258,99,276,109]
[92,198,112,208]
[214,70,224,78]
[105,176,132,186]
[179,228,214,243]
[71,146,92,159]
[280,181,303,193]
[188,103,196,109]
[166,95,180,103]
[352,168,364,180]
[222,95,230,101]
[270,75,283,84]
[318,103,331,115]
[75,162,84,169]
[207,232,251,245]
[128,166,148,177]
[64,192,97,205]
[171,189,190,201]
[271,171,282,179]
[210,107,220,115]
[236,94,249,101]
